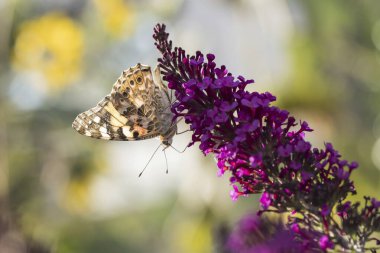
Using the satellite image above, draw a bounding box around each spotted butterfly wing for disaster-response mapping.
[72,63,176,146]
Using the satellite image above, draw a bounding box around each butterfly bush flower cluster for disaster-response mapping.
[153,24,380,252]
[225,214,303,253]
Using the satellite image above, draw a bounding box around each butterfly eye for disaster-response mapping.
[122,92,128,96]
[129,80,134,85]
[137,77,142,83]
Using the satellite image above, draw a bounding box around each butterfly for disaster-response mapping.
[72,63,177,148]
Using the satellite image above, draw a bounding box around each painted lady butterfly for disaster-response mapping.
[72,63,177,147]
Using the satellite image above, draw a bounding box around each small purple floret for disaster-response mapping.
[319,235,333,250]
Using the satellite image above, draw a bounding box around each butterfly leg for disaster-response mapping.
[172,117,190,135]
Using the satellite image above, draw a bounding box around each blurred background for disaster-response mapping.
[0,0,379,252]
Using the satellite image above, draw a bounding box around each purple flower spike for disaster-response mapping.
[225,214,303,253]
[153,23,380,252]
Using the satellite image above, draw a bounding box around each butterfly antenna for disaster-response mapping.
[163,148,169,174]
[139,143,162,177]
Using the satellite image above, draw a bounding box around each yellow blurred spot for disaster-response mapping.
[63,180,90,214]
[12,12,84,90]
[62,153,107,215]
[93,0,135,38]
[174,219,212,253]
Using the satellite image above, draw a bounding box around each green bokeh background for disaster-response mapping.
[0,0,379,252]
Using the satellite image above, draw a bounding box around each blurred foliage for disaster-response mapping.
[0,0,378,252]
[281,0,380,199]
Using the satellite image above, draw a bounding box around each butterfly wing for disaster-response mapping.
[72,63,172,141]
[72,95,160,140]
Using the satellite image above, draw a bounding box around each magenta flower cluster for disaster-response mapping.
[226,214,302,253]
[153,24,380,252]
